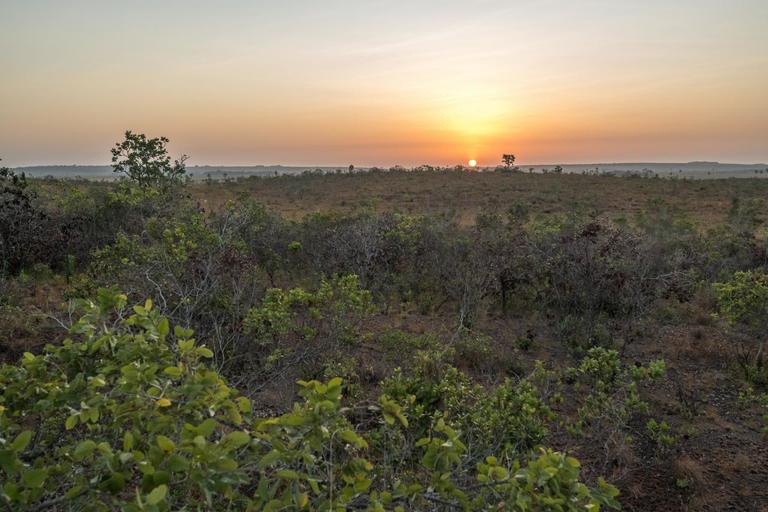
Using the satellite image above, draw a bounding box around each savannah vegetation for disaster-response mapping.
[2,133,768,511]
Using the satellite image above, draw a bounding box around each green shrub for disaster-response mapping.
[245,274,375,381]
[714,270,768,386]
[714,270,768,332]
[566,348,666,438]
[0,290,620,511]
[382,363,553,461]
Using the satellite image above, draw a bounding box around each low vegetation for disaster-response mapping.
[2,134,768,510]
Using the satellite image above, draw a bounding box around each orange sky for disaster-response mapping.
[1,1,767,167]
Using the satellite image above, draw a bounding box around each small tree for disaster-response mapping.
[502,154,516,169]
[0,161,52,275]
[110,131,188,189]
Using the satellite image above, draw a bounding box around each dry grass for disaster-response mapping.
[187,171,768,227]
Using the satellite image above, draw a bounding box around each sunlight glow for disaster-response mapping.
[0,2,766,166]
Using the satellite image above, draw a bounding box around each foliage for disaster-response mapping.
[0,291,619,511]
[111,131,188,190]
[714,270,768,334]
[714,270,768,386]
[565,347,666,438]
[0,289,249,510]
[0,165,52,275]
[382,362,553,461]
[11,156,768,509]
[244,274,375,378]
[536,222,657,349]
[645,419,677,450]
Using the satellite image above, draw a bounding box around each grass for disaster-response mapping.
[182,170,768,227]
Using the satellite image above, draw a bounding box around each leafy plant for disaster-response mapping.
[0,290,620,511]
[111,131,188,190]
[714,270,768,385]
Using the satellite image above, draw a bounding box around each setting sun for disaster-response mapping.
[468,159,477,168]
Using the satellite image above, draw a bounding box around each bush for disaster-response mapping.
[714,270,768,386]
[0,290,620,511]
[243,274,375,389]
[536,222,657,349]
[0,166,54,275]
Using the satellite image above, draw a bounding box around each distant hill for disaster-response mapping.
[519,162,768,179]
[10,162,768,180]
[9,165,356,180]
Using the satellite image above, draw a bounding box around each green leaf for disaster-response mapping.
[103,473,125,494]
[156,435,176,452]
[123,431,134,451]
[65,415,78,430]
[196,418,218,437]
[167,454,189,472]
[236,397,252,413]
[258,450,282,468]
[66,485,84,498]
[157,317,170,338]
[147,484,168,505]
[163,366,182,378]
[276,469,299,480]
[196,347,214,358]
[223,431,250,449]
[74,440,97,461]
[11,431,33,452]
[22,468,47,488]
[0,450,16,474]
[340,429,368,449]
[217,458,239,471]
[174,325,193,339]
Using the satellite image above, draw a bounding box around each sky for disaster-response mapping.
[1,0,767,167]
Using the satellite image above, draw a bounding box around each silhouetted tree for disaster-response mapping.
[502,154,516,168]
[111,131,188,189]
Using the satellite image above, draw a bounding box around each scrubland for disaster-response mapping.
[3,146,768,510]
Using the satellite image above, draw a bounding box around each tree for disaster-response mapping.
[502,154,516,169]
[0,161,52,275]
[110,131,188,189]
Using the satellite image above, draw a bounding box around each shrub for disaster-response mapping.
[714,270,768,385]
[244,274,375,387]
[565,348,666,439]
[0,289,251,510]
[0,290,620,511]
[536,221,657,349]
[0,166,54,275]
[382,363,553,461]
[713,270,768,333]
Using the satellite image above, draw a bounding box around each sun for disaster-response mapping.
[468,159,477,168]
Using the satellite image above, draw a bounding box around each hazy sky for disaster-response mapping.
[1,0,767,167]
